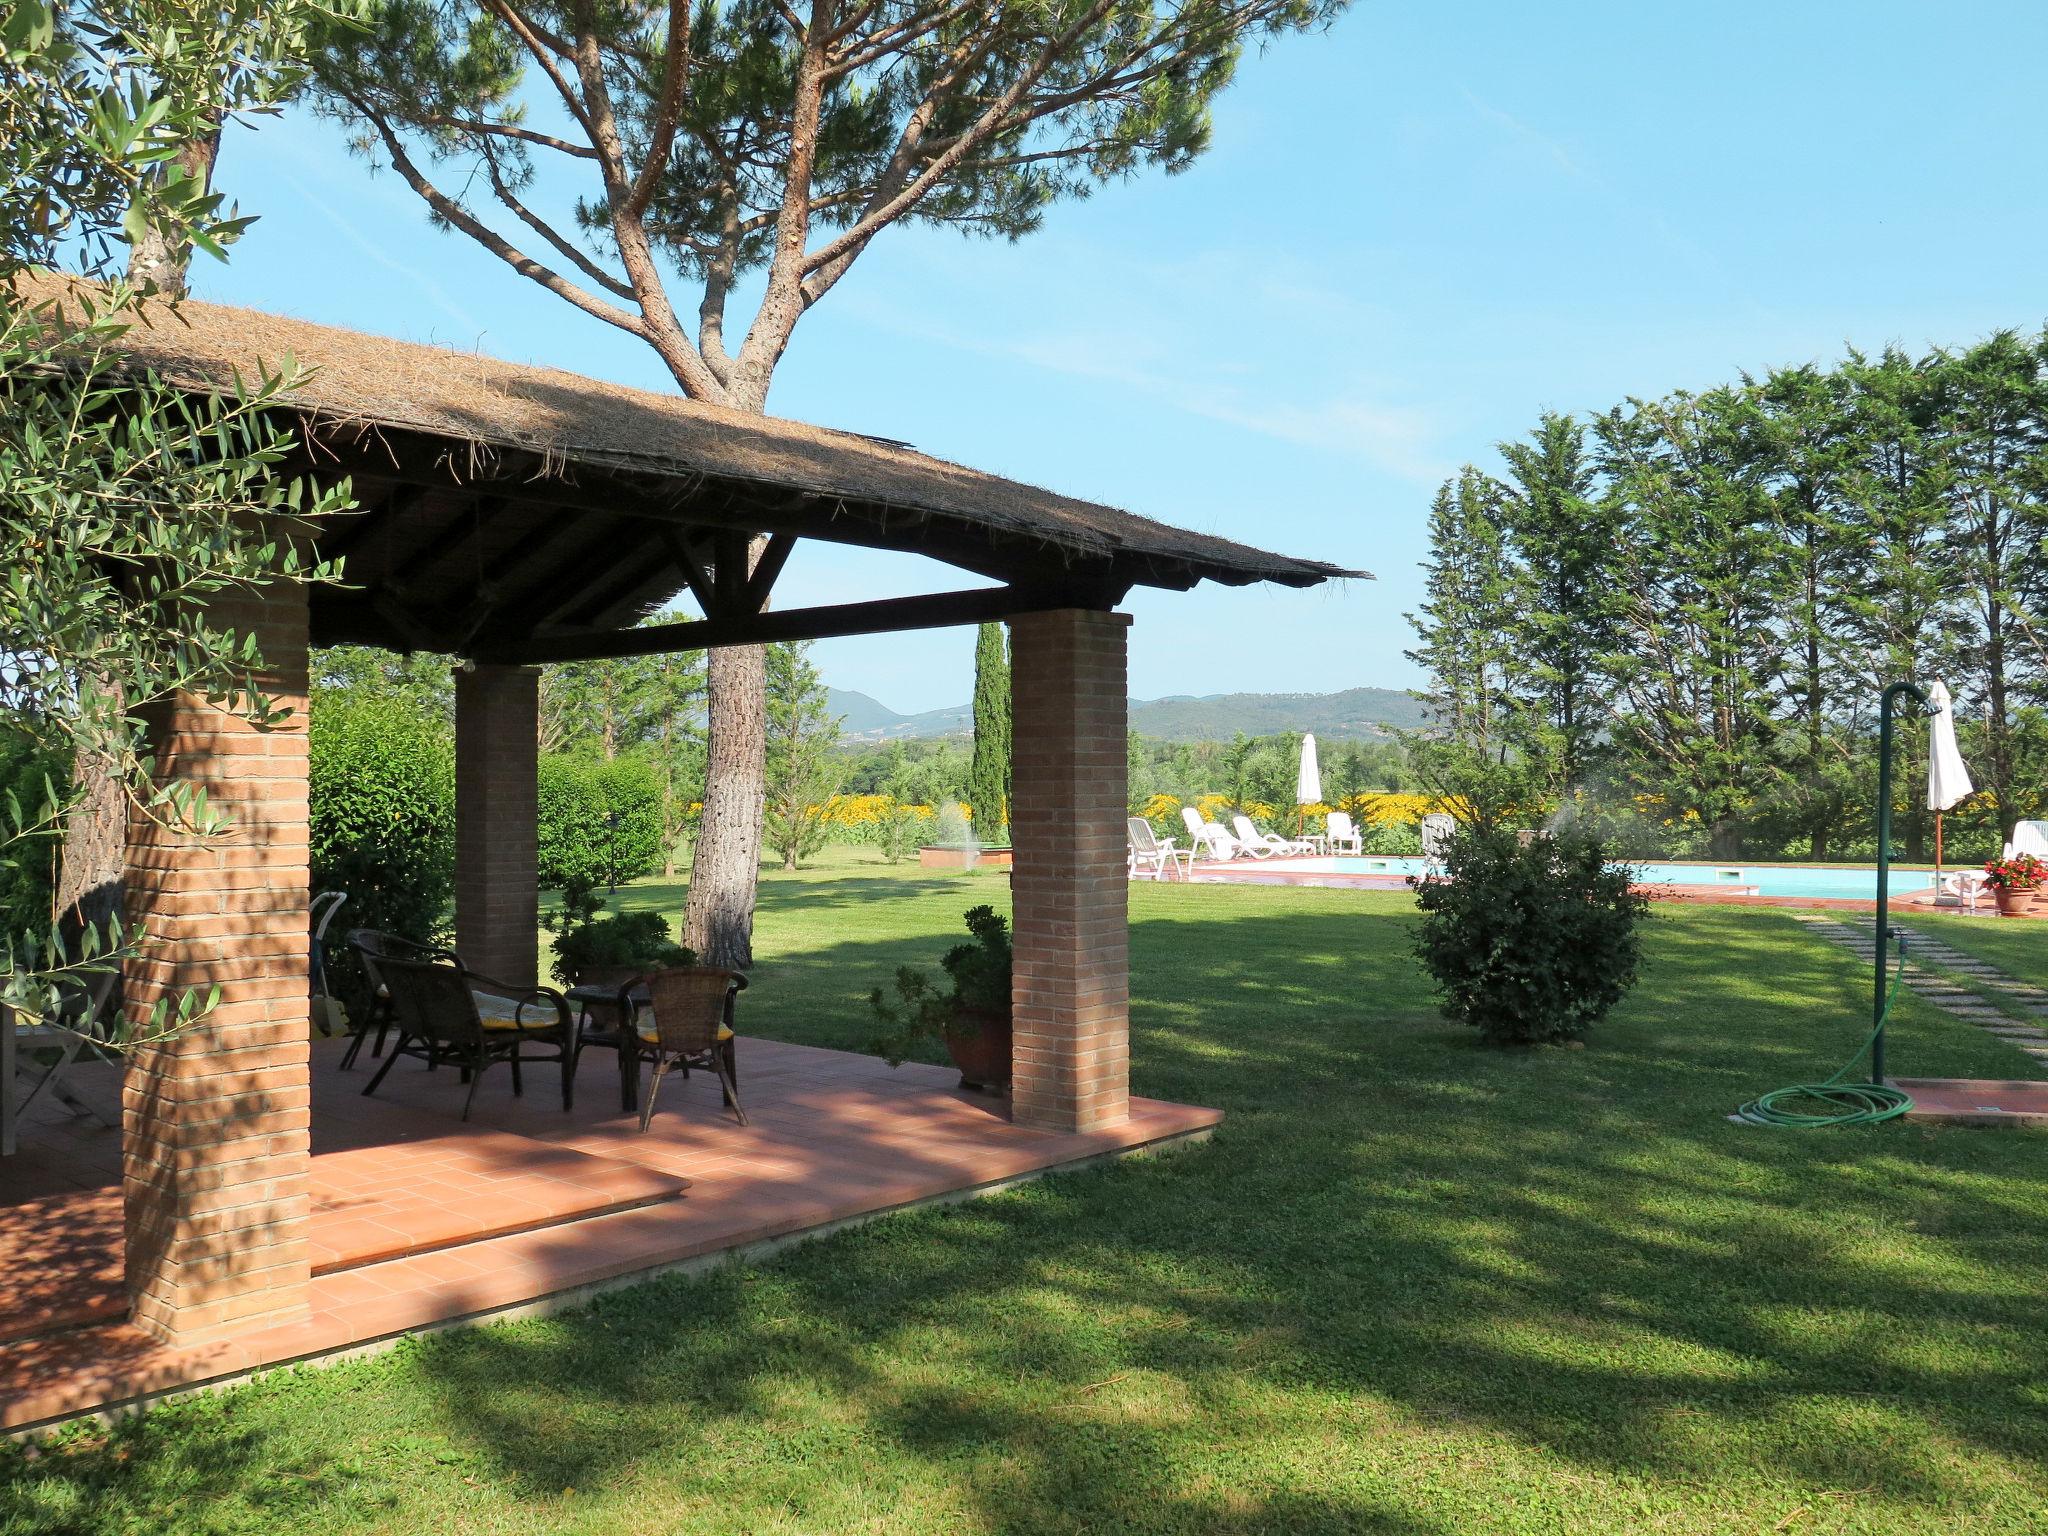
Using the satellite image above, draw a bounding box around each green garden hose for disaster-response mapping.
[1734,937,1916,1127]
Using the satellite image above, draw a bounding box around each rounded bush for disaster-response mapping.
[1411,829,1647,1045]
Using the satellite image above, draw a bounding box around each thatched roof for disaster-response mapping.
[11,273,1363,654]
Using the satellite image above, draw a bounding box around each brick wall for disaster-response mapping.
[455,664,540,987]
[122,584,313,1342]
[1008,609,1132,1133]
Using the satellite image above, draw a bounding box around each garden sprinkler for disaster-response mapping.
[1733,680,1929,1127]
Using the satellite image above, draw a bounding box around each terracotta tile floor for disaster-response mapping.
[1893,1076,2048,1126]
[0,1034,1219,1432]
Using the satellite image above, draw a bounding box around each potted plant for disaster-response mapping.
[1982,853,2046,917]
[868,904,1013,1091]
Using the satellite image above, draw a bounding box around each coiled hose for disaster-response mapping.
[1735,933,1916,1127]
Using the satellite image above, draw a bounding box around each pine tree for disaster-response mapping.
[308,0,1352,968]
[1744,364,1865,857]
[762,641,841,871]
[1495,412,1617,796]
[965,623,1011,837]
[1595,389,1787,858]
[1404,468,1514,751]
[1836,345,1961,857]
[1924,333,2048,838]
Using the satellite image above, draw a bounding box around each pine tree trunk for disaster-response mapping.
[1709,816,1742,861]
[685,638,765,968]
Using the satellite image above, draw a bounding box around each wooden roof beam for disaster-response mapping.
[473,582,1130,666]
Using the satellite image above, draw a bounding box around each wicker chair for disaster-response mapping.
[360,953,575,1120]
[339,929,458,1070]
[625,966,747,1131]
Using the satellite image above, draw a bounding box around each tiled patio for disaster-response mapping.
[0,1034,1219,1433]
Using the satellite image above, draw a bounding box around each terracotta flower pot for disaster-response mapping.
[1994,884,2038,917]
[944,1006,1012,1093]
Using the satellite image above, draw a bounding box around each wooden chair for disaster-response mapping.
[621,967,747,1131]
[361,953,575,1120]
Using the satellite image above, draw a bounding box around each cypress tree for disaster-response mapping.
[967,623,1012,837]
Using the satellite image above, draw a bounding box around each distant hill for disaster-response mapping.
[828,689,974,741]
[830,685,1422,743]
[1131,687,1426,742]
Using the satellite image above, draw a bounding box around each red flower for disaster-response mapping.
[1982,853,2046,890]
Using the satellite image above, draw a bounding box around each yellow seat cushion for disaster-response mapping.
[473,993,555,1031]
[636,1024,735,1045]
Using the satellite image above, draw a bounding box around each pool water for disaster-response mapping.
[1293,857,1937,902]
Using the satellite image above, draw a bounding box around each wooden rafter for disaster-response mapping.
[741,532,798,612]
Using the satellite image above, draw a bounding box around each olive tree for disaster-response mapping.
[0,0,356,1039]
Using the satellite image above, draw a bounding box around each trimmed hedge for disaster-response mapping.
[537,753,665,892]
[309,692,456,948]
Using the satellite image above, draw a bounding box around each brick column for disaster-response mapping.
[1008,609,1132,1133]
[455,664,540,986]
[123,584,313,1343]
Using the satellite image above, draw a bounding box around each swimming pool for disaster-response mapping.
[1250,856,1938,903]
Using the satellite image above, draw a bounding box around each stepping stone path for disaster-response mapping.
[1790,912,2048,1061]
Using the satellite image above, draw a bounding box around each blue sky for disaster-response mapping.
[207,1,2048,712]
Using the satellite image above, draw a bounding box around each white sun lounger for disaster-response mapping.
[1179,806,1238,861]
[1232,815,1313,858]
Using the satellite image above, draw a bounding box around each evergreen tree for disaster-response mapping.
[1925,333,2048,837]
[1494,412,1616,795]
[1836,344,1961,857]
[1743,364,1864,857]
[1405,468,1515,752]
[1595,389,1786,858]
[965,623,1011,836]
[762,641,841,871]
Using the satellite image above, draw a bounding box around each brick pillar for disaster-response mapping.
[123,583,313,1343]
[1008,609,1132,1133]
[455,664,539,986]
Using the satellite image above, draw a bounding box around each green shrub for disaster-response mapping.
[537,754,666,890]
[310,692,456,947]
[867,905,1012,1065]
[0,726,66,944]
[1410,830,1647,1046]
[549,893,694,986]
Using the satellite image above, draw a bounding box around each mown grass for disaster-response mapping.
[4,859,2047,1535]
[1895,908,2048,992]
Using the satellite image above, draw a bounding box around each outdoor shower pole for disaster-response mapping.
[1872,680,1931,1086]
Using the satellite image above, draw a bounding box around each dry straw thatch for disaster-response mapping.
[11,273,1363,591]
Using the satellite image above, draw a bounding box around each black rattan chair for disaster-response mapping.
[339,929,458,1070]
[360,953,575,1120]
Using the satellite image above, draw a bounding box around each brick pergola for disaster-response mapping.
[72,285,1356,1345]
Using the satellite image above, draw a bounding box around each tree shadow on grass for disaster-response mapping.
[390,899,2048,1527]
[7,895,2046,1532]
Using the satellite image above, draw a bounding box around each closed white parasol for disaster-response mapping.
[1296,733,1322,838]
[1296,733,1322,804]
[1926,680,1974,878]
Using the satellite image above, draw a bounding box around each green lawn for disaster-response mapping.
[1895,908,2048,991]
[7,862,2048,1535]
